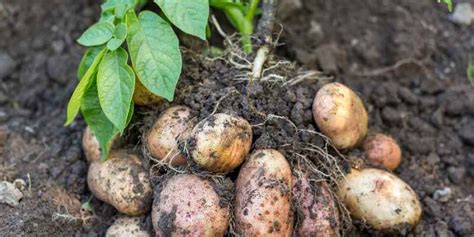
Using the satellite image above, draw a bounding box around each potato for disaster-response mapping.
[87,150,152,216]
[82,126,120,163]
[293,171,339,237]
[152,174,229,236]
[106,216,150,237]
[235,149,293,236]
[146,106,195,166]
[312,82,368,150]
[189,113,252,173]
[133,78,163,106]
[363,133,401,170]
[337,168,422,231]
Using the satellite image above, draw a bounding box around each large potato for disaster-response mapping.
[337,168,422,231]
[312,82,368,150]
[87,150,153,216]
[235,149,293,236]
[82,126,119,163]
[146,106,195,166]
[363,133,402,170]
[189,113,252,173]
[106,216,150,237]
[293,171,339,237]
[152,174,230,236]
[133,78,163,106]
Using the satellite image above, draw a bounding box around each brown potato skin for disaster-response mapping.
[82,126,101,163]
[106,216,150,237]
[133,78,163,106]
[235,149,293,236]
[152,174,229,237]
[363,133,401,170]
[312,82,368,150]
[293,172,339,237]
[146,106,195,166]
[189,113,252,173]
[87,150,152,216]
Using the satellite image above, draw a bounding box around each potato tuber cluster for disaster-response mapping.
[82,81,420,236]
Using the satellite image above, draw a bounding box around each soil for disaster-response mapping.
[0,0,472,237]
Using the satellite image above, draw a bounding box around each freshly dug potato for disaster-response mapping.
[338,168,422,231]
[152,174,230,236]
[363,133,402,170]
[146,106,195,166]
[87,150,152,216]
[293,171,339,237]
[189,113,252,173]
[106,216,150,237]
[312,82,368,150]
[235,149,293,236]
[82,126,119,163]
[133,78,163,106]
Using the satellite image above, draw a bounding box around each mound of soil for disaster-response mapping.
[0,0,472,236]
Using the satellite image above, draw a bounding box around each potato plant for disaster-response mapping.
[66,0,263,160]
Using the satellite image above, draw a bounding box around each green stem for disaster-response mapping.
[245,0,260,21]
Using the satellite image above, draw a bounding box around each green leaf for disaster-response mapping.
[77,22,115,47]
[102,0,136,11]
[467,65,474,85]
[210,1,246,12]
[126,11,182,101]
[81,76,120,160]
[438,0,453,11]
[97,48,135,131]
[106,23,128,50]
[154,0,209,40]
[99,9,115,23]
[77,46,105,79]
[66,49,106,125]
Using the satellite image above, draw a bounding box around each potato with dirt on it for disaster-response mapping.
[82,126,119,163]
[363,133,401,170]
[133,78,163,106]
[312,82,368,150]
[337,168,422,231]
[106,216,151,237]
[293,169,340,237]
[87,150,152,216]
[146,106,195,166]
[235,149,293,236]
[152,174,230,237]
[189,113,252,173]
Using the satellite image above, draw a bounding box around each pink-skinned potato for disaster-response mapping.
[146,106,195,166]
[313,82,368,150]
[189,113,252,173]
[87,150,152,216]
[363,133,402,171]
[235,149,293,236]
[152,174,230,236]
[293,169,340,237]
[338,168,422,231]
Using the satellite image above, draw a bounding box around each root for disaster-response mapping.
[354,57,430,77]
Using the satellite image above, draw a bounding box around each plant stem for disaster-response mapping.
[256,0,278,43]
[246,0,261,21]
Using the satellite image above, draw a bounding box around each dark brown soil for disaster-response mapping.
[0,0,472,236]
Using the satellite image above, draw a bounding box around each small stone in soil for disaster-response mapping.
[0,181,23,207]
[432,187,452,203]
[447,166,465,184]
[0,52,16,79]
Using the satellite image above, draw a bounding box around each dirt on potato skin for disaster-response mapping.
[0,0,472,237]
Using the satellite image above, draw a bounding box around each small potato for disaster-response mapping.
[235,149,293,236]
[293,171,339,237]
[146,106,195,166]
[337,168,422,231]
[313,82,368,150]
[363,133,401,170]
[152,174,229,236]
[106,216,150,237]
[133,78,163,106]
[82,126,120,163]
[87,150,152,216]
[189,113,252,173]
